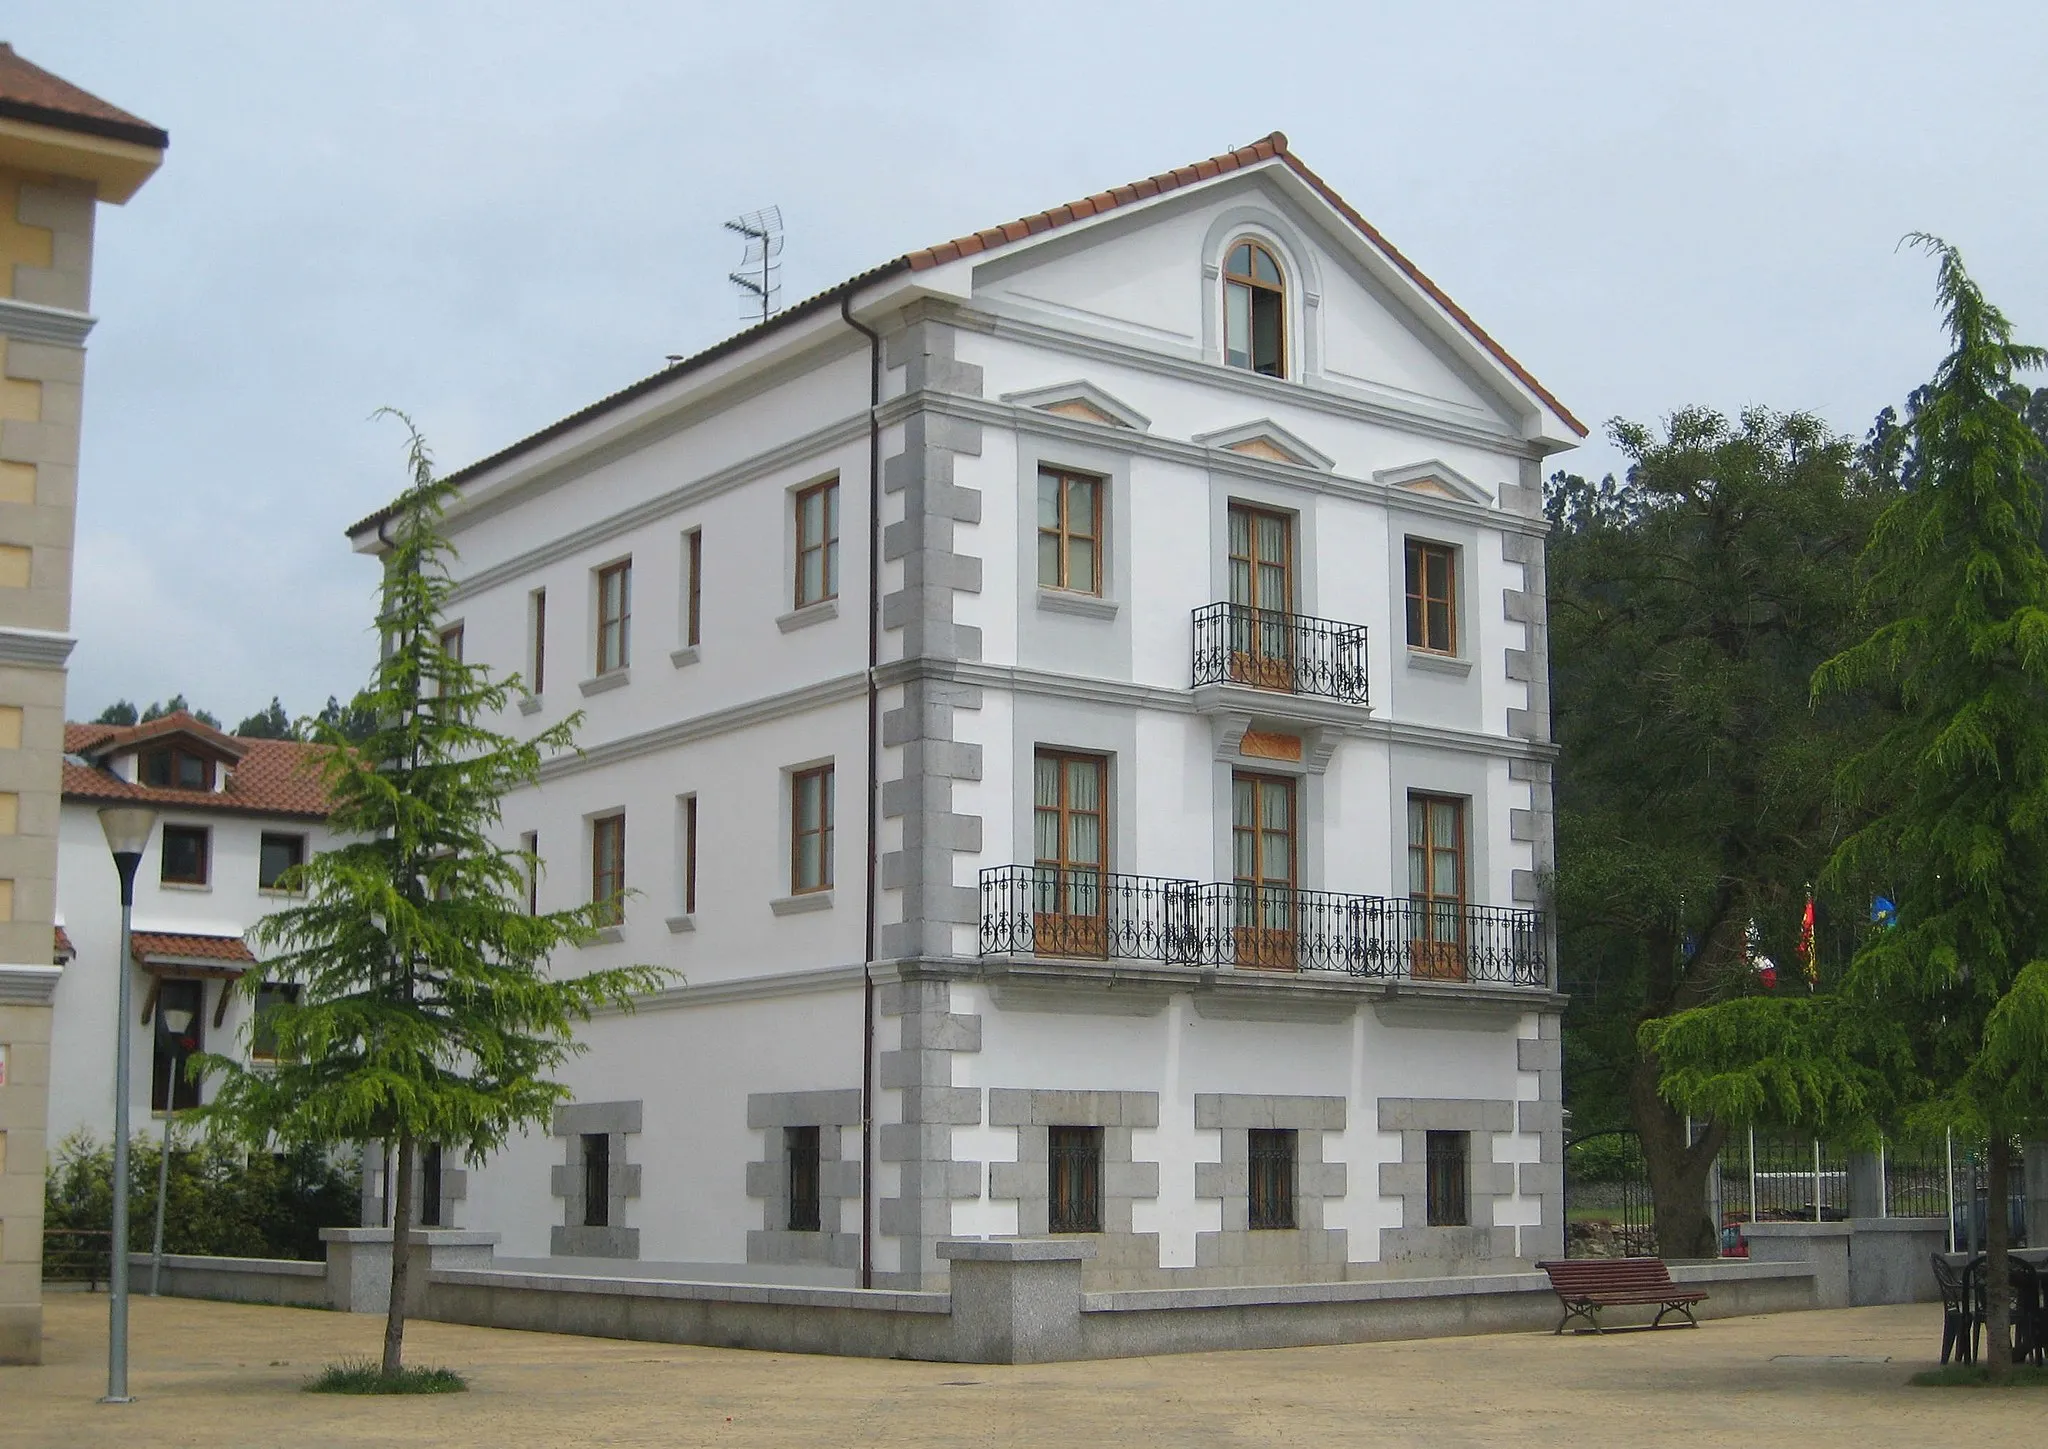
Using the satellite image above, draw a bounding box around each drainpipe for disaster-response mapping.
[841,294,883,1289]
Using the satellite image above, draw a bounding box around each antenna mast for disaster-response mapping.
[724,206,783,325]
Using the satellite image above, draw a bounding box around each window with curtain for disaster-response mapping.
[596,560,632,674]
[1037,468,1103,594]
[1033,750,1107,956]
[794,480,839,608]
[791,765,834,894]
[591,813,626,925]
[1404,540,1457,655]
[1232,772,1297,968]
[1227,503,1295,688]
[1223,240,1286,377]
[1407,793,1467,979]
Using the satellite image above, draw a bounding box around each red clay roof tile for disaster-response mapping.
[0,43,167,150]
[129,931,256,967]
[64,721,332,819]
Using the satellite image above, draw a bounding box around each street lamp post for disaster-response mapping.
[98,806,157,1405]
[148,1005,195,1296]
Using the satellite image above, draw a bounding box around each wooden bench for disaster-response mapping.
[1536,1258,1707,1334]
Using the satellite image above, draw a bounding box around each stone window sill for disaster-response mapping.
[776,599,838,633]
[770,890,833,916]
[159,881,212,893]
[518,694,543,715]
[670,646,700,670]
[578,925,625,946]
[580,670,630,697]
[1036,588,1119,621]
[665,914,696,934]
[1405,649,1473,678]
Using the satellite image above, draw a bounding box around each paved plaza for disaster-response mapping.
[4,1292,2032,1447]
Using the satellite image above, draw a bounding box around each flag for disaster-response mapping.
[1799,890,1817,986]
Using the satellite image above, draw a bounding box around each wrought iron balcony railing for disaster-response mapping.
[1191,603,1369,705]
[980,866,1547,987]
[978,866,1200,964]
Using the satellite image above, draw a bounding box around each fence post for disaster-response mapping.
[1748,1128,1758,1225]
[1813,1139,1823,1223]
[1945,1130,1956,1253]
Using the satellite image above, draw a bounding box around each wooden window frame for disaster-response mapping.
[141,748,215,792]
[529,588,547,695]
[160,823,211,887]
[684,528,703,648]
[591,813,626,926]
[521,830,539,915]
[581,1133,610,1228]
[790,765,834,895]
[151,978,205,1111]
[1407,792,1468,981]
[1425,1129,1470,1227]
[596,559,632,675]
[1223,239,1287,379]
[438,623,464,661]
[1033,749,1110,959]
[1226,503,1297,690]
[257,831,306,892]
[1047,1125,1104,1234]
[1404,539,1459,655]
[1231,771,1298,969]
[249,981,300,1063]
[794,479,840,609]
[1036,467,1104,595]
[786,1125,822,1233]
[1248,1127,1297,1230]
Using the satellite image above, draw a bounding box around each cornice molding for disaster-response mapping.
[533,671,869,783]
[0,962,63,1004]
[595,961,869,1016]
[0,627,76,667]
[0,297,94,348]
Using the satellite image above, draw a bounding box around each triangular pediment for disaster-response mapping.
[1001,380,1151,431]
[1374,460,1493,507]
[1192,418,1334,472]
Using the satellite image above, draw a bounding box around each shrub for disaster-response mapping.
[305,1358,466,1394]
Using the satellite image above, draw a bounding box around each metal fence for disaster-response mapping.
[1567,1128,2030,1259]
[1191,603,1370,705]
[42,1227,111,1288]
[980,867,1548,986]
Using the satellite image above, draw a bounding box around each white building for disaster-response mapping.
[48,712,337,1148]
[343,133,1581,1290]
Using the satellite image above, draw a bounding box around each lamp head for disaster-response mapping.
[98,806,159,859]
[160,1007,195,1035]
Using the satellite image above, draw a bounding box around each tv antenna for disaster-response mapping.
[725,206,783,325]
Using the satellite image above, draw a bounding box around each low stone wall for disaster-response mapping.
[126,1253,327,1309]
[1744,1218,1948,1308]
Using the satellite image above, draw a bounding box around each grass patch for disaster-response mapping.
[1909,1363,2048,1388]
[304,1358,467,1394]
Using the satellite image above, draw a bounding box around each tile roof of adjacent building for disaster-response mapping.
[0,42,168,150]
[345,132,1579,538]
[63,716,332,819]
[129,931,256,968]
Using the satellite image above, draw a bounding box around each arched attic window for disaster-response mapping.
[1223,239,1286,379]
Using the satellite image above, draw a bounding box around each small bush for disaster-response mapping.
[1909,1363,2048,1388]
[305,1358,467,1394]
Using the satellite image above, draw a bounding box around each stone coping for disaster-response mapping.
[127,1253,324,1276]
[1746,1217,1946,1238]
[320,1228,501,1246]
[940,1238,1097,1263]
[1080,1258,1813,1314]
[430,1267,949,1315]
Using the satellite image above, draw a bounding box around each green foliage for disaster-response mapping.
[93,699,139,726]
[305,1359,467,1394]
[315,693,379,743]
[136,693,221,727]
[235,696,298,740]
[1647,238,2048,1142]
[193,413,672,1372]
[42,1129,357,1261]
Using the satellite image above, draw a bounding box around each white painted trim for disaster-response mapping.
[1190,418,1336,472]
[594,961,869,1016]
[997,380,1152,431]
[535,673,868,782]
[0,296,94,348]
[0,962,62,1004]
[0,626,76,667]
[1376,459,1493,507]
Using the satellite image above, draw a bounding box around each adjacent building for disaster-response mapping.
[0,44,164,1363]
[47,712,336,1147]
[348,132,1580,1291]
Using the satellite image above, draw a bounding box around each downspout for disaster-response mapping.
[841,294,883,1289]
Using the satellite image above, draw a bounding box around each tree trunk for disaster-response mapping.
[1984,1135,2012,1378]
[382,1130,415,1378]
[1630,1051,1727,1259]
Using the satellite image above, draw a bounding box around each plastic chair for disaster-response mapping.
[1931,1254,1974,1365]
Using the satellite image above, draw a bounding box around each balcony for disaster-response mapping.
[1191,603,1369,706]
[977,866,1547,987]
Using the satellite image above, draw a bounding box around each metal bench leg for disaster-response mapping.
[1555,1300,1600,1335]
[1651,1301,1699,1329]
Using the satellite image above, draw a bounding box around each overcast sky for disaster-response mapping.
[14,1,2048,727]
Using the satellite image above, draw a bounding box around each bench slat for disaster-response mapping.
[1535,1257,1708,1332]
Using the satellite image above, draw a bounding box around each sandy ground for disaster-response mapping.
[3,1291,2036,1448]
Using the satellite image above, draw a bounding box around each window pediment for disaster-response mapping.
[1375,460,1493,507]
[1001,381,1152,432]
[1192,419,1333,472]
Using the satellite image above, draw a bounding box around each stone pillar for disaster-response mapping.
[320,1228,498,1314]
[938,1238,1091,1364]
[1742,1221,1851,1308]
[1847,1151,1885,1220]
